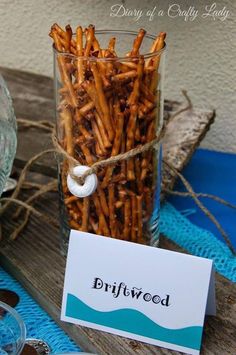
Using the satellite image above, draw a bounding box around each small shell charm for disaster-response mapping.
[67,166,98,198]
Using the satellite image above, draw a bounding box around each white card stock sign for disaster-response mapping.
[61,231,215,355]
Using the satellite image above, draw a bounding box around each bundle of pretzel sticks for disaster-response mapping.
[49,23,166,244]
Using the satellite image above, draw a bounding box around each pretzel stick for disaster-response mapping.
[65,25,72,51]
[94,112,112,149]
[141,120,155,180]
[130,29,146,56]
[108,184,117,237]
[131,193,137,242]
[91,63,114,141]
[128,56,144,106]
[136,195,143,242]
[97,187,109,217]
[60,108,73,156]
[112,70,137,82]
[91,119,107,154]
[82,81,104,121]
[108,37,116,52]
[101,112,124,188]
[77,101,93,116]
[93,192,110,235]
[81,197,90,231]
[76,26,84,84]
[149,32,166,93]
[123,197,131,239]
[52,30,77,108]
[84,24,95,57]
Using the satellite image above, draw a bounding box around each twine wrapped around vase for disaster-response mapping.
[0,91,235,255]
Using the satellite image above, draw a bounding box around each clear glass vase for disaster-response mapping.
[0,75,17,197]
[53,29,166,254]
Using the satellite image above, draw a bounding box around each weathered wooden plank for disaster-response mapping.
[0,194,235,355]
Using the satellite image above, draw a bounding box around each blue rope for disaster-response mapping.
[0,268,81,354]
[160,202,236,282]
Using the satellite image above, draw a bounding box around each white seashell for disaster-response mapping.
[67,165,98,198]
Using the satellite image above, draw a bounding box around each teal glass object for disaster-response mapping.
[0,75,17,197]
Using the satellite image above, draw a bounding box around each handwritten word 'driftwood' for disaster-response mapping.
[92,277,171,306]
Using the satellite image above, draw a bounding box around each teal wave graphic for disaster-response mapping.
[66,293,202,350]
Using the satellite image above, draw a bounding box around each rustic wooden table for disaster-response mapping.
[0,67,235,354]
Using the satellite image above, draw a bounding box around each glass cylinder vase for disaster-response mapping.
[53,29,166,255]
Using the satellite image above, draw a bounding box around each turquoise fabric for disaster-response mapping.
[0,268,81,353]
[0,201,235,352]
[160,202,236,282]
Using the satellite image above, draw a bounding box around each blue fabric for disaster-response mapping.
[168,149,236,249]
[0,267,81,353]
[160,202,236,282]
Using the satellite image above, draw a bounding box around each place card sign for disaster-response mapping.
[61,231,215,355]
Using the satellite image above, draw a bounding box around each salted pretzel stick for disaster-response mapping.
[76,200,83,212]
[135,120,141,142]
[79,140,95,165]
[84,24,95,57]
[120,134,126,180]
[76,26,84,84]
[136,195,143,242]
[126,105,138,181]
[91,63,114,141]
[134,157,143,194]
[89,216,99,234]
[128,56,144,106]
[70,220,81,230]
[112,70,137,82]
[60,108,73,156]
[140,97,155,113]
[149,32,166,93]
[82,81,104,121]
[81,197,90,231]
[49,30,76,54]
[98,187,109,217]
[101,112,124,188]
[108,184,117,237]
[65,195,79,205]
[93,37,108,75]
[145,31,166,68]
[131,193,137,242]
[51,30,77,108]
[123,197,131,239]
[51,23,76,48]
[78,101,94,116]
[93,192,110,235]
[94,112,112,149]
[108,37,116,52]
[141,120,155,180]
[91,119,107,154]
[140,83,156,103]
[65,25,72,51]
[130,29,146,56]
[115,201,123,209]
